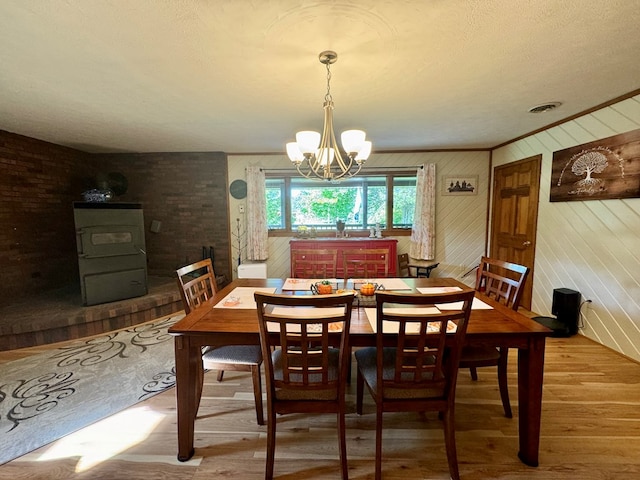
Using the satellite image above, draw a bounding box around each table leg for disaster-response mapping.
[175,335,200,461]
[517,336,546,466]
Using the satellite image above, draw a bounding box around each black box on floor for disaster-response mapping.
[533,288,581,337]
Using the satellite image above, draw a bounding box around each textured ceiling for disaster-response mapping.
[1,0,639,154]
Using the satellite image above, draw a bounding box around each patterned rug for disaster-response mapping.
[0,313,184,465]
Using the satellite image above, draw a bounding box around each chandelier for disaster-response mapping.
[286,51,372,181]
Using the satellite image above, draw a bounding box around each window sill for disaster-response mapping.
[268,229,411,238]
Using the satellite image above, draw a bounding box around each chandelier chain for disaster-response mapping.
[325,61,332,103]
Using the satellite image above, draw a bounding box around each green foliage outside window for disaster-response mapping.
[266,175,416,232]
[265,182,283,228]
[393,180,417,228]
[291,182,357,226]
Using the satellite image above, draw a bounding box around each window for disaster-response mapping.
[266,174,416,235]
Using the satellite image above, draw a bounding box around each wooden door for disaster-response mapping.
[489,155,541,309]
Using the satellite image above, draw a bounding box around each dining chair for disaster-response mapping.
[254,291,355,480]
[459,256,529,418]
[355,289,475,480]
[176,258,264,425]
[341,247,390,382]
[397,253,414,277]
[291,248,338,279]
[342,248,390,282]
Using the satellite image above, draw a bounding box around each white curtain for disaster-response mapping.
[245,166,269,260]
[409,163,436,260]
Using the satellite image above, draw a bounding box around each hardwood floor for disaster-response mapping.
[1,332,639,479]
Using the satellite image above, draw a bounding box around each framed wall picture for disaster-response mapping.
[442,175,478,195]
[550,128,640,202]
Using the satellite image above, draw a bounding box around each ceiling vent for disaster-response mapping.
[528,102,562,113]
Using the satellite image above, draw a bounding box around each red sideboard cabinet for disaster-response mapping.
[290,238,398,278]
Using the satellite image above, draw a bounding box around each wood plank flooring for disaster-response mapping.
[1,331,639,479]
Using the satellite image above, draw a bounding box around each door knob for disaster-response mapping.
[523,241,532,247]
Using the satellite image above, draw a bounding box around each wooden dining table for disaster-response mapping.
[169,277,551,467]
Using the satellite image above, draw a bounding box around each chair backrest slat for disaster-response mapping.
[176,259,217,314]
[397,253,411,277]
[475,256,529,310]
[291,249,338,279]
[375,290,475,398]
[255,292,354,396]
[343,248,390,281]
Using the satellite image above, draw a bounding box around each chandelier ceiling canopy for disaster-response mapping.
[286,51,372,182]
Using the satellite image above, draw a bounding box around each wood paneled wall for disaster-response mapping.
[493,94,640,362]
[227,151,490,284]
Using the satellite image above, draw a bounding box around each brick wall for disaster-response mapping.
[1,130,231,302]
[0,130,95,302]
[94,152,231,282]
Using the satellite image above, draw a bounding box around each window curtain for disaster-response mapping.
[245,166,269,261]
[409,163,436,260]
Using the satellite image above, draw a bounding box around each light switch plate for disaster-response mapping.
[150,220,162,233]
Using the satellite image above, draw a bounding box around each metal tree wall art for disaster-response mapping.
[231,217,247,268]
[550,128,640,202]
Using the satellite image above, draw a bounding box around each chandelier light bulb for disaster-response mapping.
[286,142,304,163]
[295,131,321,154]
[341,130,366,155]
[317,147,335,166]
[355,141,372,163]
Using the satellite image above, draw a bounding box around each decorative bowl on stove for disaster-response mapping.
[82,189,113,202]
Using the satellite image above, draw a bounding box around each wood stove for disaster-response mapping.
[73,202,148,306]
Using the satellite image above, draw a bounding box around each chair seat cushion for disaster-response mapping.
[202,345,262,365]
[459,346,500,365]
[355,347,444,399]
[272,348,340,401]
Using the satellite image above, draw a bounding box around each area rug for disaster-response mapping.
[0,312,184,465]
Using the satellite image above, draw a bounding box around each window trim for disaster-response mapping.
[265,170,416,237]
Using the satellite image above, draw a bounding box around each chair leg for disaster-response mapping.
[497,347,512,418]
[442,407,460,480]
[265,409,277,480]
[217,370,224,382]
[251,364,265,426]
[469,366,478,381]
[375,406,383,480]
[338,409,348,480]
[356,369,364,415]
